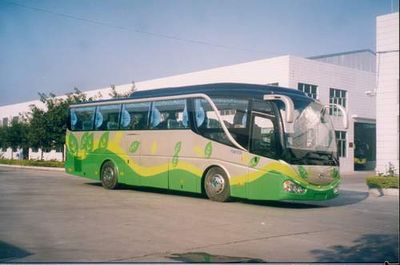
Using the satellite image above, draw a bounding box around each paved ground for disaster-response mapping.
[0,166,398,263]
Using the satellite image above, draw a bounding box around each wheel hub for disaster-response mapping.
[209,174,225,194]
[103,167,114,183]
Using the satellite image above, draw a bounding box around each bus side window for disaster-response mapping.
[192,98,249,149]
[71,107,95,131]
[121,102,151,130]
[150,99,188,130]
[192,98,231,146]
[95,104,121,131]
[70,109,78,130]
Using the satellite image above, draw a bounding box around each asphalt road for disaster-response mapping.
[0,166,398,263]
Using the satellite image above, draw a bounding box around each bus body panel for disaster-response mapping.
[65,129,339,201]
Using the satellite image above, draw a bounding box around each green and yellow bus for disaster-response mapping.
[65,83,345,202]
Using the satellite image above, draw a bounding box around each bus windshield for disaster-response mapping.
[279,99,338,166]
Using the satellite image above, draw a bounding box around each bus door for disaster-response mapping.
[246,104,282,200]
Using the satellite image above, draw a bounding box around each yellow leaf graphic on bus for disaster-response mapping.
[86,133,94,152]
[129,141,140,153]
[98,132,109,149]
[80,132,90,151]
[241,153,250,163]
[204,142,212,158]
[151,141,158,155]
[67,133,78,155]
[194,146,203,157]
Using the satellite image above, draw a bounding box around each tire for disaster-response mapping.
[204,167,231,202]
[101,161,118,190]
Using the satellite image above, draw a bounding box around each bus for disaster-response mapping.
[65,83,347,202]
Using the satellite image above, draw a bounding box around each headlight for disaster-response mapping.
[283,180,306,194]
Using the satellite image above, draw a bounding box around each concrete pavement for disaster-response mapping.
[0,167,398,263]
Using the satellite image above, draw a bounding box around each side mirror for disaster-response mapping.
[326,104,348,129]
[264,94,295,123]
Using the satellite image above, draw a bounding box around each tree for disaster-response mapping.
[0,126,7,156]
[27,106,48,160]
[27,88,98,161]
[1,87,100,161]
[3,119,29,159]
[108,82,136,99]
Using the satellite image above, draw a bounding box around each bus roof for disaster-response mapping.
[70,83,311,107]
[129,83,308,100]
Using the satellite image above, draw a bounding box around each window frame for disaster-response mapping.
[148,99,190,130]
[248,110,282,159]
[191,97,251,148]
[69,106,96,131]
[329,88,347,116]
[68,93,248,151]
[335,130,347,158]
[298,82,318,100]
[94,104,122,131]
[119,101,151,131]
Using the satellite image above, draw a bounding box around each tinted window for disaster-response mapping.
[250,115,278,158]
[70,107,95,131]
[121,102,150,130]
[95,104,121,130]
[252,100,274,115]
[149,99,188,130]
[193,98,249,147]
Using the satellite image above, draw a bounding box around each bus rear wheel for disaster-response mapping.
[204,167,230,202]
[101,161,118,190]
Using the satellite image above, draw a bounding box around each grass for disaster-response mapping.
[0,159,64,168]
[366,176,399,189]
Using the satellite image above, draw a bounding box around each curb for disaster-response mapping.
[369,188,399,197]
[0,164,65,172]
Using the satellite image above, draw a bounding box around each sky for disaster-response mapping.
[0,0,398,106]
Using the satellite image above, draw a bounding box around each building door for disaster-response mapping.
[354,122,376,171]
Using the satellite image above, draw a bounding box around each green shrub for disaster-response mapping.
[366,176,399,189]
[0,159,64,168]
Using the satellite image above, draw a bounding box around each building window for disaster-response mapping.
[335,131,347,157]
[298,83,318,99]
[220,109,236,116]
[329,88,347,116]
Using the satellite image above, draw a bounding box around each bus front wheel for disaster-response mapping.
[101,161,118,190]
[204,167,231,202]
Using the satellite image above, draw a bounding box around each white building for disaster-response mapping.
[376,12,399,175]
[0,51,376,173]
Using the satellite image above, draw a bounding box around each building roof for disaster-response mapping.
[308,49,376,72]
[308,49,376,59]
